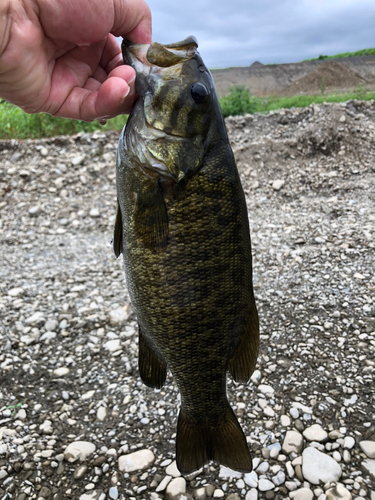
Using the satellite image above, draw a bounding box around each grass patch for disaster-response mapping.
[0,100,127,140]
[219,85,375,117]
[304,48,375,62]
[1,83,375,139]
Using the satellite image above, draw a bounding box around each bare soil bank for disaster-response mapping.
[211,55,375,97]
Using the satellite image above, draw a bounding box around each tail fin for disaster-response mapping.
[176,405,252,475]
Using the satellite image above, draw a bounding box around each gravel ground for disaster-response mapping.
[0,100,374,500]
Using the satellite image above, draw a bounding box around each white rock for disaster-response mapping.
[0,470,7,480]
[272,179,285,191]
[218,466,242,479]
[282,430,304,455]
[326,484,352,500]
[245,489,258,500]
[25,312,45,325]
[165,461,181,477]
[258,384,274,395]
[272,470,285,485]
[72,155,85,166]
[89,208,100,217]
[281,415,291,427]
[109,487,118,500]
[303,424,328,443]
[104,339,121,352]
[96,407,107,421]
[45,319,59,331]
[302,447,342,485]
[343,436,355,449]
[165,477,186,500]
[109,306,129,324]
[362,459,375,479]
[213,490,224,498]
[359,440,375,459]
[53,367,70,377]
[258,478,275,491]
[156,476,172,492]
[244,471,258,487]
[8,287,24,296]
[290,408,300,419]
[118,449,155,472]
[16,409,26,420]
[263,406,275,417]
[64,441,96,462]
[285,481,298,491]
[290,488,314,500]
[250,369,261,384]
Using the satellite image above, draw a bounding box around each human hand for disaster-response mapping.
[0,0,151,122]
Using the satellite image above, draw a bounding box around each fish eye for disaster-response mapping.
[190,83,208,104]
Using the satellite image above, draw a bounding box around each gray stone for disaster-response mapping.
[359,441,375,459]
[302,447,342,485]
[118,449,155,472]
[326,484,352,500]
[303,425,328,443]
[282,430,304,455]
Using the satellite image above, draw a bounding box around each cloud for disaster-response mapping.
[144,0,375,67]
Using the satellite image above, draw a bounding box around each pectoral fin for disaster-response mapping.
[228,300,259,383]
[134,184,168,252]
[138,325,167,389]
[113,201,123,258]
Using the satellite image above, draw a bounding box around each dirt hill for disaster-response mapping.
[282,60,368,96]
[211,55,375,97]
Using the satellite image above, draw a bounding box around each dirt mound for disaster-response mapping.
[281,60,368,95]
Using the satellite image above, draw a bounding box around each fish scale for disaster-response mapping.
[114,36,259,474]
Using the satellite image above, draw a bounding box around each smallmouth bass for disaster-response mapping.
[114,36,259,474]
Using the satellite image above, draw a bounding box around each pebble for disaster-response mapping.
[72,155,85,166]
[359,440,375,458]
[272,470,285,486]
[64,441,96,462]
[362,459,375,480]
[258,479,275,491]
[96,407,107,421]
[155,476,172,493]
[53,367,70,376]
[272,179,285,191]
[44,319,59,331]
[118,449,155,472]
[302,447,342,484]
[290,488,314,500]
[245,489,258,500]
[303,424,328,442]
[280,415,291,427]
[244,471,258,488]
[74,465,88,479]
[166,477,186,500]
[326,484,352,500]
[282,430,304,455]
[109,487,118,500]
[343,436,355,449]
[218,466,242,479]
[104,339,121,352]
[109,306,129,324]
[165,461,181,477]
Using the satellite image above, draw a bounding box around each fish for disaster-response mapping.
[114,36,259,474]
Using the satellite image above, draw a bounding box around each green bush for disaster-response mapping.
[219,86,262,117]
[0,100,127,140]
[304,48,375,62]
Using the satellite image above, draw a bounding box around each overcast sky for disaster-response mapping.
[145,0,375,68]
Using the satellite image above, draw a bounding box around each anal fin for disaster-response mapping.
[176,405,252,475]
[138,326,167,389]
[228,300,259,383]
[113,201,123,258]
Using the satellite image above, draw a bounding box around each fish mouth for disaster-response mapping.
[122,36,198,80]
